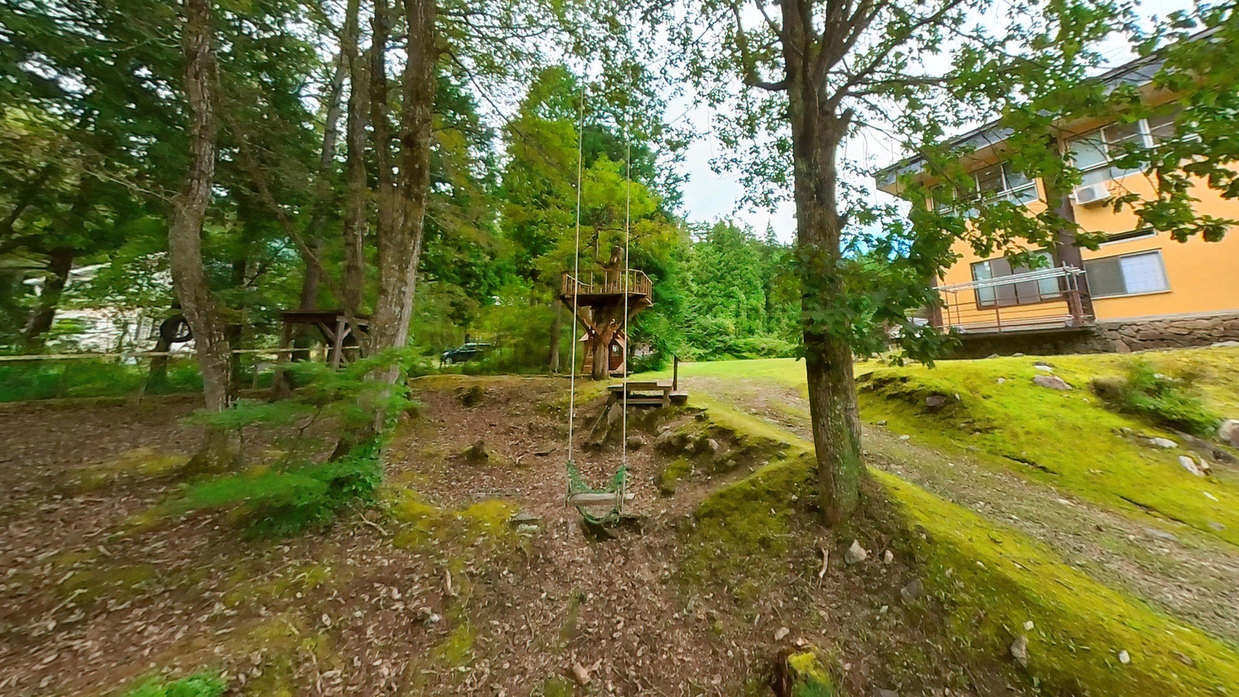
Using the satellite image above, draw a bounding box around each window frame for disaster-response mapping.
[1097,228,1157,247]
[934,161,1040,213]
[1067,110,1183,186]
[970,250,1062,309]
[1083,249,1171,299]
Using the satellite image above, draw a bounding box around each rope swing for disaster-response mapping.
[564,84,634,526]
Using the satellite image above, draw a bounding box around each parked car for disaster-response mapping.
[441,341,492,365]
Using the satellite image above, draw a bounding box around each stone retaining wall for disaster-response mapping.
[1096,311,1239,353]
[951,311,1239,357]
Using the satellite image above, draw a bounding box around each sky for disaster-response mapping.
[671,0,1195,243]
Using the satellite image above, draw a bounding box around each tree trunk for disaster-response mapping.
[20,247,74,351]
[169,0,239,472]
[365,0,436,365]
[548,301,562,373]
[783,1,864,523]
[341,0,368,318]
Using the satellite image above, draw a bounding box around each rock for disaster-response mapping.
[1010,635,1029,668]
[705,438,720,454]
[459,384,486,407]
[898,435,911,441]
[882,549,894,564]
[465,439,489,463]
[924,394,950,411]
[626,435,647,450]
[874,419,888,426]
[1033,362,1054,372]
[1212,340,1239,348]
[655,430,682,451]
[1208,521,1225,531]
[1178,455,1205,477]
[1176,652,1195,666]
[1118,650,1131,665]
[875,690,900,697]
[774,626,789,641]
[1204,491,1219,502]
[1145,527,1179,543]
[985,353,1000,359]
[1219,419,1239,447]
[570,663,591,686]
[1146,437,1177,449]
[1012,352,1025,357]
[900,578,924,603]
[996,377,1006,384]
[509,511,540,528]
[845,540,868,565]
[1023,620,1034,631]
[1032,375,1071,390]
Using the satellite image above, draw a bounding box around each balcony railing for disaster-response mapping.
[934,266,1092,334]
[561,269,652,298]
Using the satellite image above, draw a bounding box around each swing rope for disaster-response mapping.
[563,81,632,526]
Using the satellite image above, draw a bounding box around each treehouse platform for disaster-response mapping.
[559,269,653,307]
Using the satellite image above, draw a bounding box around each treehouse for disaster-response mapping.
[560,250,652,380]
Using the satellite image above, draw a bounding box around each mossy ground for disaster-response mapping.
[685,402,1239,695]
[659,350,1239,545]
[856,355,1239,545]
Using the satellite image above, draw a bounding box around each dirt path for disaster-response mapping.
[687,375,1239,644]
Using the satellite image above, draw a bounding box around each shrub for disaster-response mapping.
[1092,362,1222,438]
[123,673,225,697]
[176,438,383,537]
[178,349,417,537]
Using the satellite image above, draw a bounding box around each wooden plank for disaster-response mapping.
[567,492,620,507]
[608,380,669,391]
[617,397,667,407]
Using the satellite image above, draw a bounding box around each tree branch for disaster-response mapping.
[728,0,788,92]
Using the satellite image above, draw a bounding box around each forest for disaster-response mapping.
[0,9,800,371]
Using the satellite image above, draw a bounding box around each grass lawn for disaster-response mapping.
[655,349,1239,546]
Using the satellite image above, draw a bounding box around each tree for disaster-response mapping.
[682,0,1126,523]
[168,0,238,470]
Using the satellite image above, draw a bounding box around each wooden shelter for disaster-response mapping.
[560,249,652,380]
[276,310,370,369]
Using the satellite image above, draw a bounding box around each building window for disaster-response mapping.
[1084,250,1169,298]
[1067,108,1181,186]
[935,161,1039,213]
[971,250,1060,307]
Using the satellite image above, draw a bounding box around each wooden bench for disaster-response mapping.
[608,380,673,407]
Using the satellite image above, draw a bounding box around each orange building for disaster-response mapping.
[877,53,1239,355]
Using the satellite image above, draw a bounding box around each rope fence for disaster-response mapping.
[0,347,300,363]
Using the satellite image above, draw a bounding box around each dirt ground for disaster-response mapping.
[0,377,1045,696]
[687,375,1239,644]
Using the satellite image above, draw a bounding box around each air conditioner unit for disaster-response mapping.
[1071,182,1112,206]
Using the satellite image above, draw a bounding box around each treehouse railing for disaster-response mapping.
[561,269,652,298]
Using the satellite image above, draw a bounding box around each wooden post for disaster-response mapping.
[330,316,346,369]
[270,318,295,398]
[673,355,679,392]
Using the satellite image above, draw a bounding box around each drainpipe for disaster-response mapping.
[1047,144,1095,321]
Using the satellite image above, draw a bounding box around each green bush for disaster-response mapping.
[1094,362,1222,438]
[177,439,383,537]
[123,673,225,697]
[0,358,205,402]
